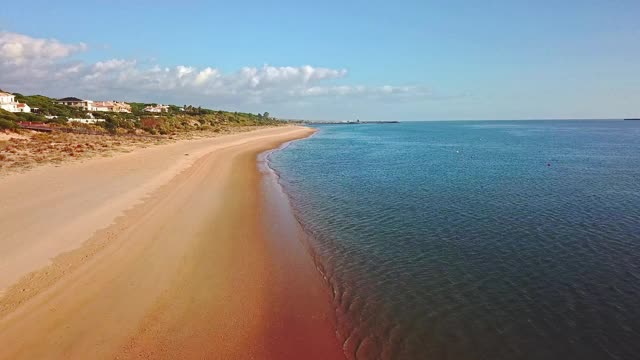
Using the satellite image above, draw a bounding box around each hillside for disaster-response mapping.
[0,91,287,134]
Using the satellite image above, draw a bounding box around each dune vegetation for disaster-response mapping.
[0,91,292,173]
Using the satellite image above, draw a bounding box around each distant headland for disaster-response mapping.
[304,120,400,125]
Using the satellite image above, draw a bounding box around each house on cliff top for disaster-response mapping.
[144,104,169,113]
[57,97,132,113]
[0,92,31,113]
[56,97,95,111]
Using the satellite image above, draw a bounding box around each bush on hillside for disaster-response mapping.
[0,109,20,121]
[0,119,17,130]
[15,112,45,122]
[3,91,286,135]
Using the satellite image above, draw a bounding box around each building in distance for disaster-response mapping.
[0,92,31,113]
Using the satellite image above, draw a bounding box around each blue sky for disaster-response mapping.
[1,0,639,120]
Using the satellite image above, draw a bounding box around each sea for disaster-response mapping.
[266,120,640,360]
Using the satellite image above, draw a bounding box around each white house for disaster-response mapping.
[144,104,169,113]
[57,97,132,113]
[0,92,31,113]
[93,101,132,113]
[0,92,14,106]
[57,97,96,111]
[16,103,31,113]
[92,102,109,112]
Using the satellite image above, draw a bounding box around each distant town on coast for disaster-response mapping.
[0,88,284,135]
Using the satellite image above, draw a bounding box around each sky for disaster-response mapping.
[1,0,639,120]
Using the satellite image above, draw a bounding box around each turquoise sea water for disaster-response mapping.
[268,121,640,360]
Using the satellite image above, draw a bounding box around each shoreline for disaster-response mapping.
[0,126,344,359]
[261,131,359,357]
[256,131,341,356]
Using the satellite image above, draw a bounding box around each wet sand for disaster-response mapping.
[0,126,344,359]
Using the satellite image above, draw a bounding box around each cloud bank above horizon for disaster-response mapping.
[0,31,430,117]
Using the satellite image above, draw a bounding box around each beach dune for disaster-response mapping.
[0,126,344,359]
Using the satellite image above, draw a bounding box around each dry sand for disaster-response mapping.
[0,126,269,174]
[0,126,344,359]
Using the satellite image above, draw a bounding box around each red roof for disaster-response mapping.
[17,103,27,108]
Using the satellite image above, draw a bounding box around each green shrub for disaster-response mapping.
[45,117,69,125]
[15,112,45,122]
[0,109,20,122]
[0,119,17,130]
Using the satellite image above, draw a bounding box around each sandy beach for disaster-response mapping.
[0,126,344,359]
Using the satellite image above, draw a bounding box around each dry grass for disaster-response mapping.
[0,126,273,175]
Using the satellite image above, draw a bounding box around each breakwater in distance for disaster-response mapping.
[306,121,400,125]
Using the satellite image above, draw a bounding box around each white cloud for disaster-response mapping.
[194,67,219,85]
[0,31,86,65]
[0,31,429,111]
[92,59,135,72]
[294,84,428,98]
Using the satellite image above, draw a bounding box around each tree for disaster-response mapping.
[263,112,270,119]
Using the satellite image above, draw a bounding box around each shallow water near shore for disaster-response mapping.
[267,120,640,360]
